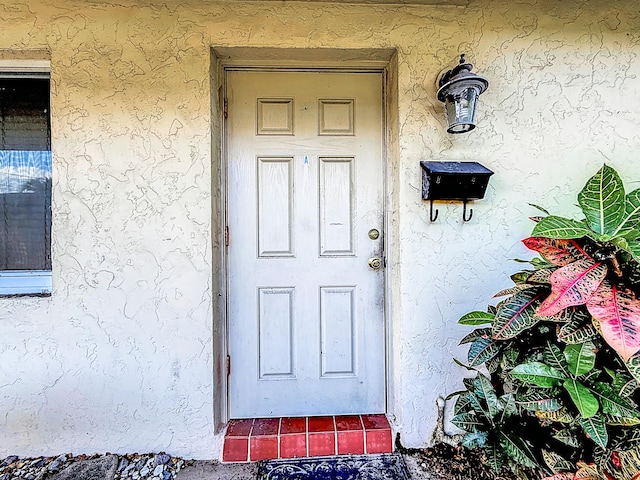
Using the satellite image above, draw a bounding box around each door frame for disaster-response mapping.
[211,48,399,428]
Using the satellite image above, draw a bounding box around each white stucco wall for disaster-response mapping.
[1,0,640,459]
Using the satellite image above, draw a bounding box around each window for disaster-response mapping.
[0,65,52,295]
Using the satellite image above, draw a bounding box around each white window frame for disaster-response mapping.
[0,60,52,296]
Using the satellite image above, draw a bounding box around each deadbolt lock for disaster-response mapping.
[368,229,380,240]
[368,257,382,270]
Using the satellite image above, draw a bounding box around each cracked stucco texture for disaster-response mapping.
[1,0,640,459]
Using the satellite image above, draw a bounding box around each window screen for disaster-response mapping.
[0,77,52,272]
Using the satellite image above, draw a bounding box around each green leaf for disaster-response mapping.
[553,429,581,448]
[542,449,575,474]
[486,354,501,374]
[484,442,505,472]
[467,393,489,419]
[536,407,575,423]
[564,378,599,418]
[454,392,473,414]
[591,382,639,419]
[609,425,640,450]
[626,240,640,262]
[494,284,537,297]
[603,414,640,426]
[468,335,501,367]
[579,368,601,384]
[499,393,517,419]
[463,377,474,390]
[528,268,554,284]
[531,257,555,269]
[459,328,491,345]
[612,373,638,398]
[498,431,539,469]
[511,362,566,387]
[558,310,599,344]
[532,216,593,239]
[516,388,562,412]
[529,203,551,215]
[511,271,534,284]
[451,412,483,431]
[459,311,495,325]
[492,288,546,340]
[544,342,570,377]
[613,188,640,239]
[473,375,501,418]
[462,430,487,448]
[444,389,466,401]
[627,353,640,383]
[564,341,596,377]
[502,347,520,370]
[578,414,608,448]
[453,358,478,371]
[578,164,626,237]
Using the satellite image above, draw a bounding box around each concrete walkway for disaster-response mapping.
[174,461,257,480]
[174,456,428,480]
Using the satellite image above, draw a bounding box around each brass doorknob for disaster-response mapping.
[368,257,382,270]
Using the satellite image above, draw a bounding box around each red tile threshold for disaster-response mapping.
[222,415,392,463]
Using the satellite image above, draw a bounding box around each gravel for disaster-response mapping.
[0,453,190,480]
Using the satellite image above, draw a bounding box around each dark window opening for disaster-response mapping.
[0,77,52,272]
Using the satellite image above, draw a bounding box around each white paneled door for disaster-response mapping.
[227,70,385,418]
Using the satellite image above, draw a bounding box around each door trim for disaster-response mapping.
[211,48,398,427]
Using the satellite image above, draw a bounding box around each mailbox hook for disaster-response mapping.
[462,200,473,222]
[430,200,439,222]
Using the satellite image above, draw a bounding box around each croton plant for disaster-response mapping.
[450,165,640,480]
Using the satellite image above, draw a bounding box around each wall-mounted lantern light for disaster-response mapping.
[437,54,489,134]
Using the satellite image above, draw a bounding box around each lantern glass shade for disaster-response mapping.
[443,85,480,134]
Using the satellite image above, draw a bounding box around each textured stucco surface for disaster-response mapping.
[1,0,640,459]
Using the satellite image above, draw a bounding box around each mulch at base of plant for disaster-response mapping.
[405,443,540,480]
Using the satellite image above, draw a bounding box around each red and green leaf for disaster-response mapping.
[575,463,604,479]
[492,288,546,340]
[541,474,575,480]
[537,259,607,317]
[523,237,590,266]
[586,281,640,362]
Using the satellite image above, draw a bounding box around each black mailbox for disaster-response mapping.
[420,161,493,221]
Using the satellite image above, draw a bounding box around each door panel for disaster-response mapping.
[227,70,385,418]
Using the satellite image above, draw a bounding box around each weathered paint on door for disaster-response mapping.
[227,70,385,418]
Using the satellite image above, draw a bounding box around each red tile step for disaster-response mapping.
[222,414,392,462]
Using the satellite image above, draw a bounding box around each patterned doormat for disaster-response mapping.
[257,454,409,480]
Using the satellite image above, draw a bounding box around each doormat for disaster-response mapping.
[257,454,409,480]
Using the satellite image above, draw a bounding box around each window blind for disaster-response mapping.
[0,77,52,272]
